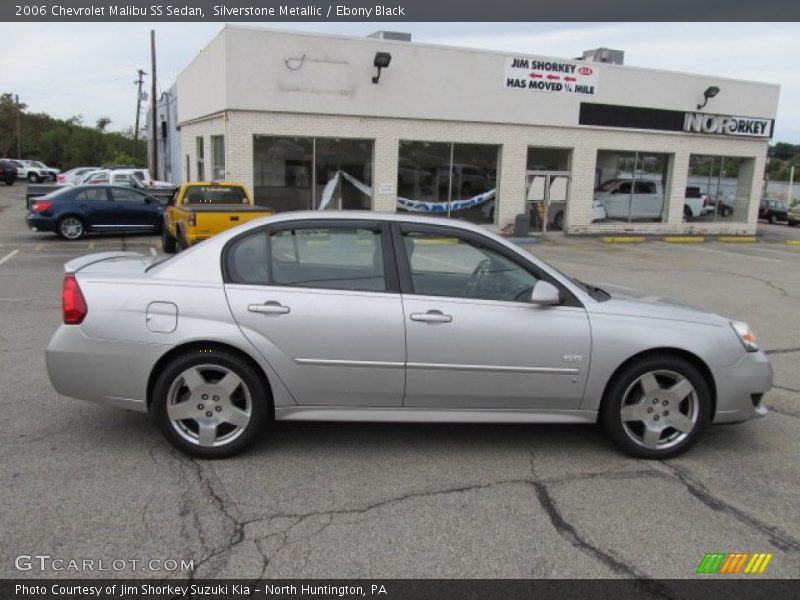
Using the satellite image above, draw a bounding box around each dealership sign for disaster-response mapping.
[684,113,772,138]
[504,57,598,95]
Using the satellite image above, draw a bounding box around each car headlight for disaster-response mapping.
[731,321,759,352]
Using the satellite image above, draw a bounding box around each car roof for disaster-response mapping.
[244,210,496,234]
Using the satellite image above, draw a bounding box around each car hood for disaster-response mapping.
[587,283,728,326]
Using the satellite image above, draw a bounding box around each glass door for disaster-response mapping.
[526,171,570,233]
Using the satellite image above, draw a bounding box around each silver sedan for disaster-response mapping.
[46,212,771,458]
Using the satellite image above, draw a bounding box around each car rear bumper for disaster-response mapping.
[46,324,167,413]
[712,350,772,423]
[25,213,56,232]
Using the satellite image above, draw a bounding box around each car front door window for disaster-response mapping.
[403,232,538,302]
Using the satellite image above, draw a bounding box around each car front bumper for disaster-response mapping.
[712,350,772,423]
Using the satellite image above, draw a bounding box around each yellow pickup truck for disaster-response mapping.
[162,182,272,253]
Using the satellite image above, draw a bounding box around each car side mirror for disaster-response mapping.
[530,280,562,306]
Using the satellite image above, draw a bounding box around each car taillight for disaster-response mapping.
[57,174,65,182]
[703,197,710,206]
[62,274,87,324]
[31,201,52,213]
[188,214,196,226]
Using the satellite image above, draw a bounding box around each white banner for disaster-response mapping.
[504,56,598,95]
[318,170,496,214]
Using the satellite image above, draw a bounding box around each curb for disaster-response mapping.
[601,236,646,243]
[718,236,757,243]
[662,236,706,243]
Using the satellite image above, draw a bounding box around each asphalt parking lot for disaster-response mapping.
[0,182,798,583]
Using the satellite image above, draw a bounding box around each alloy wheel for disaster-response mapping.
[166,364,252,448]
[59,218,84,240]
[619,369,699,451]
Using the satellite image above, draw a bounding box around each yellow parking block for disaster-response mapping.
[662,236,705,243]
[717,236,757,243]
[601,236,646,243]
[785,240,800,246]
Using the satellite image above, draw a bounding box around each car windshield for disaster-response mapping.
[183,186,247,204]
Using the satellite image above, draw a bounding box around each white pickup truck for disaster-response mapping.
[594,179,713,221]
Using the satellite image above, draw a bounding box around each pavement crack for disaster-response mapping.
[765,347,800,355]
[531,480,675,599]
[661,462,800,551]
[768,405,800,418]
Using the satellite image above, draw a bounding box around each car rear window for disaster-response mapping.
[183,186,247,205]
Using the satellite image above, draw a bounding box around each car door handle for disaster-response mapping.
[247,301,290,315]
[410,310,452,324]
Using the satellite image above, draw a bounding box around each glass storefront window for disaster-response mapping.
[195,137,205,181]
[594,150,672,223]
[253,136,373,211]
[211,135,225,181]
[314,138,373,210]
[397,141,499,224]
[686,155,752,223]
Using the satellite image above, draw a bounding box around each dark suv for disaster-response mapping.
[0,160,17,186]
[758,199,788,224]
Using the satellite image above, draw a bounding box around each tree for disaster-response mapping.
[96,117,111,132]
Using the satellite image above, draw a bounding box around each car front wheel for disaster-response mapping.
[600,354,711,459]
[151,350,270,458]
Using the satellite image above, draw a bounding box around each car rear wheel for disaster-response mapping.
[4,179,12,186]
[768,214,775,224]
[683,206,692,223]
[600,354,711,459]
[161,227,177,254]
[151,350,270,458]
[27,172,39,183]
[57,216,85,240]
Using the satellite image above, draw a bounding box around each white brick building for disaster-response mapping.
[171,26,780,235]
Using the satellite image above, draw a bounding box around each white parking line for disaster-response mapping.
[654,242,782,264]
[0,249,19,265]
[149,247,157,256]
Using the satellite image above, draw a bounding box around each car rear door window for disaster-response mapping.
[74,188,109,202]
[110,188,146,203]
[402,231,538,302]
[270,227,386,292]
[227,231,269,285]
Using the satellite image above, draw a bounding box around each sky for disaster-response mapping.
[1,22,798,143]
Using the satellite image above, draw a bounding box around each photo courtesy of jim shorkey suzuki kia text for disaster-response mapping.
[1,1,800,597]
[14,584,387,597]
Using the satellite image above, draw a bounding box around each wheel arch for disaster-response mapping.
[146,340,274,415]
[600,347,717,418]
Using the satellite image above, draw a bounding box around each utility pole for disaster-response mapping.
[133,69,146,158]
[150,29,158,179]
[15,94,21,158]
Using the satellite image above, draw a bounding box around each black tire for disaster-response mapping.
[553,211,565,231]
[600,354,712,459]
[151,349,270,459]
[4,178,12,186]
[57,215,86,240]
[683,206,693,223]
[176,229,186,252]
[161,226,177,254]
[27,172,39,183]
[789,221,798,227]
[768,214,775,224]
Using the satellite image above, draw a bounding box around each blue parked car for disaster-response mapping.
[25,185,165,240]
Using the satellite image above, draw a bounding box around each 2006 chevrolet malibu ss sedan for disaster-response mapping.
[46,212,771,459]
